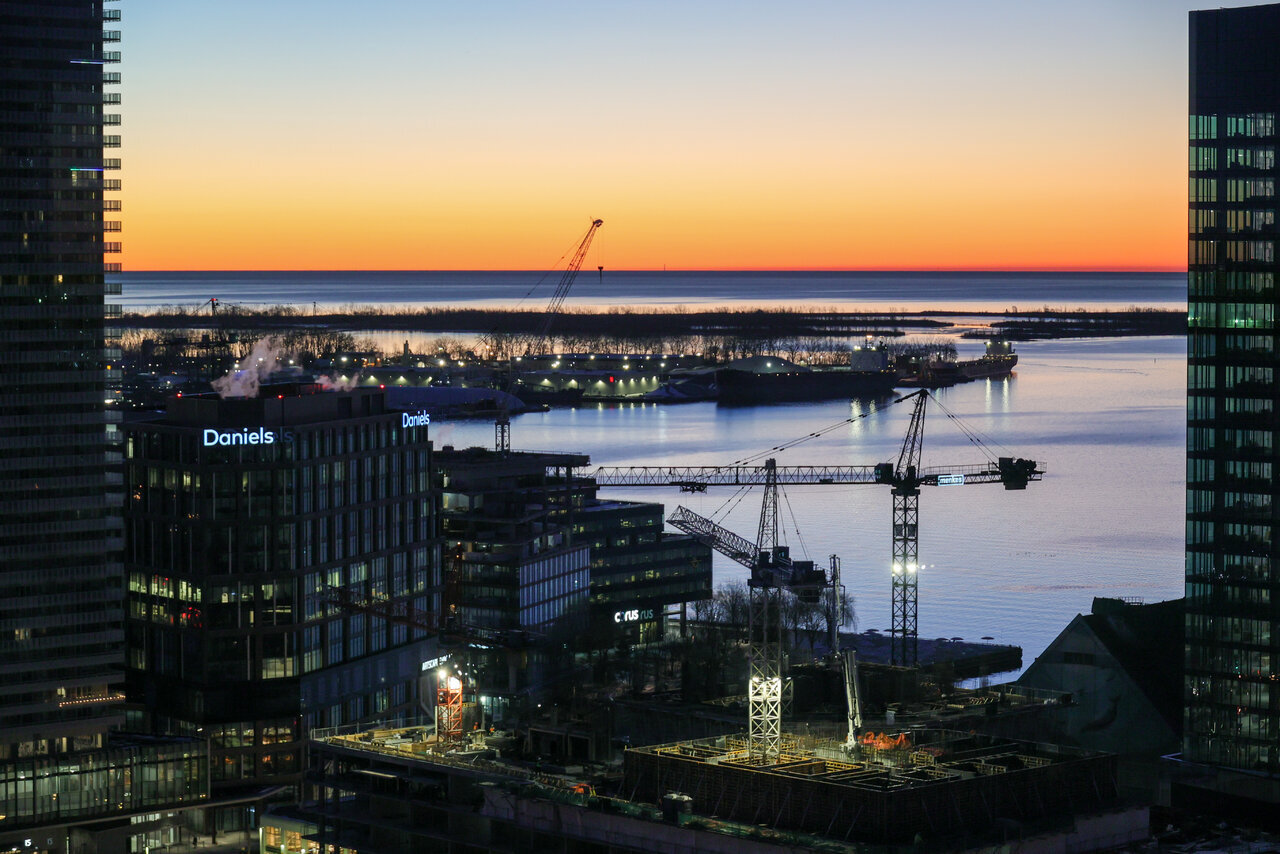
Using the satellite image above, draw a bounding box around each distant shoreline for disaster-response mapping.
[118,305,1185,341]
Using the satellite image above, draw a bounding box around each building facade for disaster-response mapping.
[1187,3,1280,773]
[576,499,712,642]
[436,446,593,716]
[0,0,123,763]
[123,388,441,827]
[0,6,211,852]
[435,447,712,720]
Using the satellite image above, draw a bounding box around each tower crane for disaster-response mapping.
[591,390,1042,667]
[665,459,827,760]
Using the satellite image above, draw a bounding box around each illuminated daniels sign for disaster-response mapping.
[201,411,428,447]
[202,427,292,447]
[402,410,430,427]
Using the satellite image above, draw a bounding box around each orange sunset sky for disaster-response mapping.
[118,1,1240,272]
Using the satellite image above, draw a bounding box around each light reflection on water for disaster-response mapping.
[438,336,1186,675]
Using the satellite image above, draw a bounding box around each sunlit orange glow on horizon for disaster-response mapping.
[117,0,1198,275]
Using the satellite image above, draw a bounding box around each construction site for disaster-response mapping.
[622,729,1121,846]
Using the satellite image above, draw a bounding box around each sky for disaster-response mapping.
[118,1,1255,272]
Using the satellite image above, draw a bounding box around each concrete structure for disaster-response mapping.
[623,731,1135,848]
[291,724,863,853]
[1016,597,1182,757]
[283,723,1146,852]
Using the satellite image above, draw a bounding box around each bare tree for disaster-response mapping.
[715,582,750,640]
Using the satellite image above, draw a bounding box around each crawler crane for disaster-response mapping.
[522,218,603,356]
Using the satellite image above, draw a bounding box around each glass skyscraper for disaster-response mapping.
[0,0,123,766]
[1186,3,1280,774]
[1,6,206,851]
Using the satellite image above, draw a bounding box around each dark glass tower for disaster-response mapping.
[0,0,124,760]
[1186,3,1280,773]
[123,388,441,822]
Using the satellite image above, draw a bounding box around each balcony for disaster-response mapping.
[104,30,121,42]
[103,8,121,20]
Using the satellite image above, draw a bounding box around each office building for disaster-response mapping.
[435,446,711,720]
[1187,3,1280,776]
[123,387,442,830]
[576,498,711,640]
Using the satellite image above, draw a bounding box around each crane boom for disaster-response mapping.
[667,506,760,570]
[529,218,603,354]
[592,459,1041,489]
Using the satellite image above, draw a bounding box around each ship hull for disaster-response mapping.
[715,367,898,404]
[930,354,1018,383]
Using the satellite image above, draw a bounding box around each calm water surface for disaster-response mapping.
[113,270,1186,313]
[435,336,1186,673]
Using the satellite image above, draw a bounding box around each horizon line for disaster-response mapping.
[112,266,1188,275]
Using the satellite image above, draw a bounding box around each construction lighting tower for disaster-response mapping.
[593,390,1043,669]
[435,666,466,745]
[667,459,827,760]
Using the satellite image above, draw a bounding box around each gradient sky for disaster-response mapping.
[118,1,1253,271]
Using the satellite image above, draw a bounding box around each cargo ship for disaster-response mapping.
[715,346,897,404]
[924,340,1018,385]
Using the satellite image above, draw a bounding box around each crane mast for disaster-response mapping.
[667,459,826,760]
[748,460,784,759]
[888,391,927,667]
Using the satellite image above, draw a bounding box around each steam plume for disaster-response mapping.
[213,337,284,399]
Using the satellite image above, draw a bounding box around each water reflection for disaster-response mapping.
[439,336,1185,676]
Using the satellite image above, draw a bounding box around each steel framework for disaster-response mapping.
[593,390,1043,669]
[666,460,829,760]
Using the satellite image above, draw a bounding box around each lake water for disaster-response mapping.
[434,335,1187,674]
[112,269,1186,313]
[118,271,1188,674]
